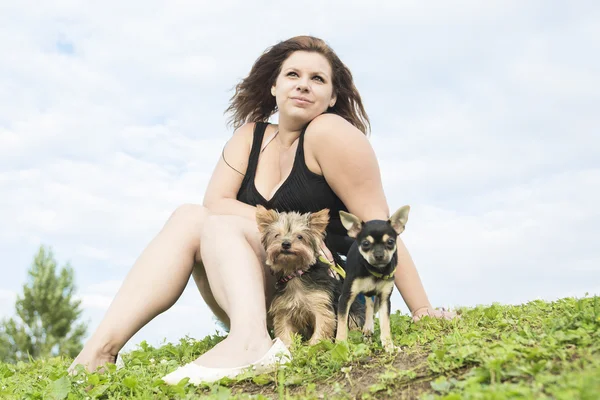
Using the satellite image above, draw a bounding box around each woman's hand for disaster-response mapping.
[411,307,459,322]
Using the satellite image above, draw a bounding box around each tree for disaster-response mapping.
[0,245,88,363]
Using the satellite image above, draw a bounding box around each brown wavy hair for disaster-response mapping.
[225,36,371,135]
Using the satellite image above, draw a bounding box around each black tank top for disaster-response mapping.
[236,122,353,256]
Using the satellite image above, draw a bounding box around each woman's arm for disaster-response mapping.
[202,123,259,221]
[306,114,436,317]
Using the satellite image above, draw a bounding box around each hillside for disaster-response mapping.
[1,296,598,399]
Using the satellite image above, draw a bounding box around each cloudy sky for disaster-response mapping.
[1,0,598,352]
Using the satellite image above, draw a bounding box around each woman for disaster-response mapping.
[69,35,456,383]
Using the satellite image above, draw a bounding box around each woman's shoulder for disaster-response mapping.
[221,122,258,173]
[304,113,371,152]
[231,121,257,142]
[225,121,266,150]
[302,113,374,177]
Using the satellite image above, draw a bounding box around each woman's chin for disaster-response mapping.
[279,110,323,127]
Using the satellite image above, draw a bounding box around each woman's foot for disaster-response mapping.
[68,342,119,375]
[162,332,291,385]
[412,306,459,322]
[194,331,273,368]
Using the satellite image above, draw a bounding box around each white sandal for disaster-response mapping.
[115,354,125,370]
[161,338,291,385]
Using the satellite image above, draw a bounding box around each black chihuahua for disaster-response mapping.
[335,206,410,353]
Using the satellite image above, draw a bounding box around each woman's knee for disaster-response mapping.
[163,204,212,255]
[201,214,254,239]
[200,215,264,260]
[168,204,211,234]
[167,204,211,232]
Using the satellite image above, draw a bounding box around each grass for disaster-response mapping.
[1,295,599,399]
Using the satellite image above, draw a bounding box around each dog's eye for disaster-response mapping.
[297,234,303,240]
[387,238,395,246]
[275,234,280,238]
[361,240,371,248]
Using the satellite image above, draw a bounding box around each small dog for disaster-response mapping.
[256,205,363,348]
[335,206,410,353]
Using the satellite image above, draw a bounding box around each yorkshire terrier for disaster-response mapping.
[335,206,410,353]
[255,205,363,348]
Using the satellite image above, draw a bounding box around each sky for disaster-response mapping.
[1,0,598,353]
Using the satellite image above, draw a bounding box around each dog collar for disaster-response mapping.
[277,269,306,286]
[366,265,396,280]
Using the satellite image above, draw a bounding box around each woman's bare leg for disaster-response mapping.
[71,206,277,372]
[69,204,209,372]
[190,214,276,368]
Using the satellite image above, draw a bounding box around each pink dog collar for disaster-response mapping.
[277,269,306,286]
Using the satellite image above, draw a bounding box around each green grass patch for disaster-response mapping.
[1,295,598,399]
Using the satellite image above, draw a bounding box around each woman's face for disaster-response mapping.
[271,50,337,125]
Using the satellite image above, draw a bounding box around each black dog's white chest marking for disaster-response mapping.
[350,276,394,297]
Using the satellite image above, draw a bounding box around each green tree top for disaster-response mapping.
[0,245,88,363]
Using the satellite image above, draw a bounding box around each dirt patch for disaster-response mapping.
[224,349,434,399]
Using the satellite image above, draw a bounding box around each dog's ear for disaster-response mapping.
[389,205,410,235]
[339,211,363,238]
[255,205,279,233]
[309,208,330,234]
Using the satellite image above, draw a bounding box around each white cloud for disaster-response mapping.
[80,294,113,311]
[1,0,599,353]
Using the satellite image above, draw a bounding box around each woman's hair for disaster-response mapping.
[225,36,371,135]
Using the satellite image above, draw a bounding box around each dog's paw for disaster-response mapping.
[382,341,399,354]
[362,326,374,337]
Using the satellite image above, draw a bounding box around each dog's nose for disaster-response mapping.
[282,241,292,250]
[374,253,384,261]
